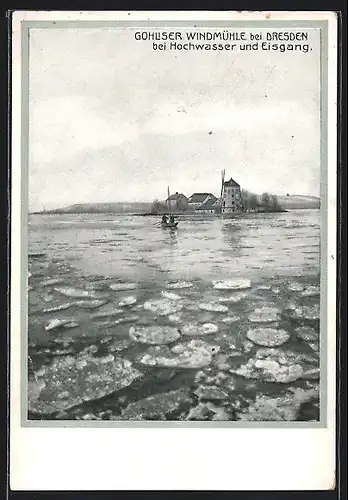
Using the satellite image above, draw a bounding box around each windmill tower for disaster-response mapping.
[221,171,242,214]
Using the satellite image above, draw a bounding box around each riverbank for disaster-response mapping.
[31,194,319,215]
[133,209,288,217]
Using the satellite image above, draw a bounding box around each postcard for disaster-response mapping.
[10,10,337,491]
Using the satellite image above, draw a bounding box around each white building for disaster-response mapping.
[221,177,242,213]
[188,193,217,210]
[195,197,218,214]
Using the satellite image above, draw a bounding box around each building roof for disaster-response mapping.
[166,192,188,201]
[224,177,240,188]
[196,198,217,210]
[188,193,217,203]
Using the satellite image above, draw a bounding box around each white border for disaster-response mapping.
[10,11,337,490]
[11,10,339,21]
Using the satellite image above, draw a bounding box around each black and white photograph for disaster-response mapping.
[24,17,330,424]
[9,10,339,493]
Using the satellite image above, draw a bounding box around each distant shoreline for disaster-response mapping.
[28,207,324,216]
[30,195,320,215]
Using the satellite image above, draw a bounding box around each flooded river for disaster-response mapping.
[28,210,321,421]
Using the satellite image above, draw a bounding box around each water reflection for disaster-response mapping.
[220,221,244,257]
[162,227,178,246]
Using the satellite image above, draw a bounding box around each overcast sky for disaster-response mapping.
[28,27,320,211]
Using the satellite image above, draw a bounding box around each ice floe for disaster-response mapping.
[248,307,280,324]
[255,284,272,291]
[287,282,305,292]
[28,355,143,415]
[215,354,231,371]
[40,278,65,287]
[184,303,200,312]
[230,348,314,383]
[118,296,137,307]
[168,313,183,323]
[85,280,112,291]
[161,291,182,301]
[110,282,138,291]
[199,302,228,313]
[290,304,320,321]
[213,279,251,291]
[181,322,218,336]
[91,306,124,319]
[73,300,108,309]
[53,336,74,347]
[247,328,290,347]
[218,292,248,303]
[42,303,72,313]
[42,293,54,303]
[54,287,104,299]
[221,315,240,324]
[295,326,319,342]
[186,402,230,421]
[129,325,181,344]
[80,345,98,356]
[44,318,79,331]
[301,368,320,380]
[80,413,99,420]
[108,338,132,353]
[237,387,319,421]
[195,370,208,383]
[195,367,229,386]
[143,299,183,316]
[194,386,229,401]
[284,301,297,311]
[216,372,229,385]
[301,286,320,297]
[121,389,192,420]
[166,281,193,289]
[308,342,320,353]
[242,340,255,353]
[137,339,219,369]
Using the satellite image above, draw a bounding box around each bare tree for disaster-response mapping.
[241,189,258,210]
[260,192,270,207]
[269,194,281,209]
[258,192,283,210]
[151,199,167,214]
[248,192,258,210]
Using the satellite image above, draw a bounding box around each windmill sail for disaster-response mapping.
[167,186,171,214]
[220,170,225,211]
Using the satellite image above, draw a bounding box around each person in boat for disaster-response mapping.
[169,214,175,224]
[162,214,168,224]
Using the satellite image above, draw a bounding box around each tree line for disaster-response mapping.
[241,190,282,211]
[150,200,169,214]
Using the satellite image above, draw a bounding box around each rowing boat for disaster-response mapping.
[161,221,178,229]
[161,185,179,229]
